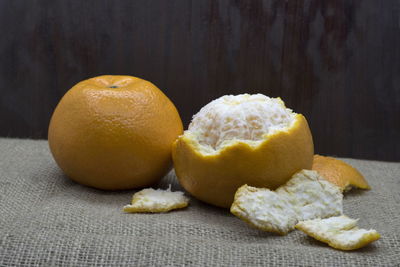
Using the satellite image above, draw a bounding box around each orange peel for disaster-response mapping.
[295,216,380,250]
[312,155,370,192]
[230,170,343,235]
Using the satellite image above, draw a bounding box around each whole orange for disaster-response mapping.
[48,75,183,190]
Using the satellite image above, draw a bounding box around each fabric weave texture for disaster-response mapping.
[0,138,399,266]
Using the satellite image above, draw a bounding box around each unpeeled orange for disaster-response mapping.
[48,75,183,190]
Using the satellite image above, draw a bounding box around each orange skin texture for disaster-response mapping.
[172,114,314,208]
[48,75,183,190]
[312,155,370,191]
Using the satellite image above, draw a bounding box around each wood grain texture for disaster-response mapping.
[0,0,399,161]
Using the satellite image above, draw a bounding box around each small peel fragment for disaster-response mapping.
[230,170,343,235]
[123,186,189,213]
[295,216,380,250]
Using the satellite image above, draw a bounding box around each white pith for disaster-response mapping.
[185,94,296,153]
[123,185,189,212]
[230,170,343,234]
[296,216,380,249]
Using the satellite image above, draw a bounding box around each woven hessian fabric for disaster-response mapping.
[0,138,399,266]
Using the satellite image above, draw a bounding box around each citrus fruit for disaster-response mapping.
[312,155,370,192]
[172,94,314,208]
[48,75,183,190]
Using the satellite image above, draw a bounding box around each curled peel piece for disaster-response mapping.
[123,186,189,213]
[312,155,370,192]
[295,216,380,250]
[230,170,343,235]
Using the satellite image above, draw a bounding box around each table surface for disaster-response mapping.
[0,138,399,266]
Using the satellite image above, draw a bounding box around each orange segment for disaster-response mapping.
[312,155,370,191]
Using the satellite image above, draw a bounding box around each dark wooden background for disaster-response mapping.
[0,0,399,161]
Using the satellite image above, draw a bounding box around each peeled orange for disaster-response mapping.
[172,94,314,208]
[48,75,183,190]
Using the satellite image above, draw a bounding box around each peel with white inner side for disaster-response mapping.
[230,170,343,235]
[295,215,380,250]
[188,94,296,154]
[123,185,189,213]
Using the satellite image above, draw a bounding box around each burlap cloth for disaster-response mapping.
[0,138,399,266]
